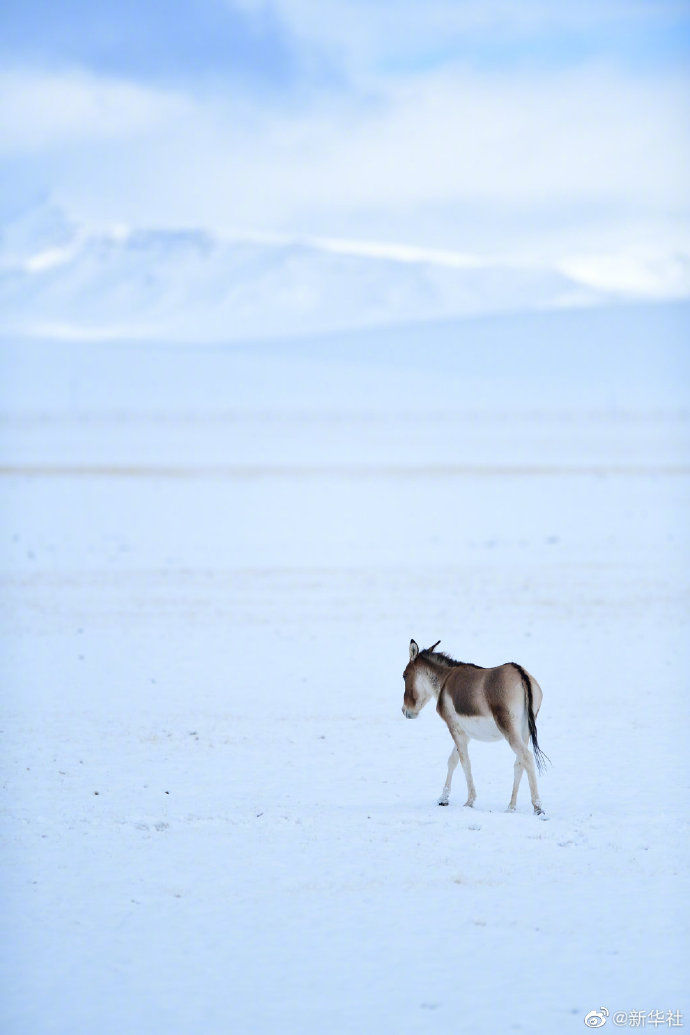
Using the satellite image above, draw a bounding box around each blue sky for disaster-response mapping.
[1,0,689,281]
[2,0,689,83]
[1,0,302,89]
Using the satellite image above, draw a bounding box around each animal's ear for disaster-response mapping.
[409,639,419,661]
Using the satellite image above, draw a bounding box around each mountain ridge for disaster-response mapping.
[1,203,687,342]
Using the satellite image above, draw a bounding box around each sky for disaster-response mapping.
[1,0,689,270]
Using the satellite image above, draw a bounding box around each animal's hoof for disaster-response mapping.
[533,804,547,818]
[437,800,449,806]
[463,801,475,808]
[506,805,517,813]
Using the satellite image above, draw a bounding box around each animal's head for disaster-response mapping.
[402,638,440,718]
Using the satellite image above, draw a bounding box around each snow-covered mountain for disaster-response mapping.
[1,203,687,341]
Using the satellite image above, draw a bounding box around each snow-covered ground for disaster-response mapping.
[1,303,689,1033]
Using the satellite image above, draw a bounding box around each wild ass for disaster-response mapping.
[402,639,548,816]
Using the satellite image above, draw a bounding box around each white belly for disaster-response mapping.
[451,714,504,743]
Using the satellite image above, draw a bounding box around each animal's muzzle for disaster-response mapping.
[402,707,415,719]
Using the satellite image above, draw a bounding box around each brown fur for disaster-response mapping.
[438,662,521,720]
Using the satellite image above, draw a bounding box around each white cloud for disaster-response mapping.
[0,70,190,151]
[279,65,689,209]
[3,61,688,266]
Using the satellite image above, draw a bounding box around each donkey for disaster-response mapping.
[402,639,548,815]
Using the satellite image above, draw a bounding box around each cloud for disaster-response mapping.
[0,70,190,151]
[15,62,684,245]
[1,17,688,267]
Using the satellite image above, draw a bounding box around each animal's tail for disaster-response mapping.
[512,662,550,774]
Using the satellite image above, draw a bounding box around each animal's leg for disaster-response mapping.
[492,707,545,817]
[438,747,459,806]
[447,727,477,807]
[510,735,544,815]
[524,753,544,815]
[507,756,524,812]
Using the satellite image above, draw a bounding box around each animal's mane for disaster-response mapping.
[420,648,484,670]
